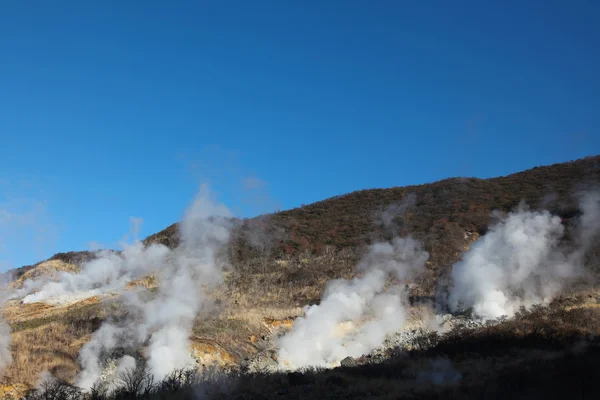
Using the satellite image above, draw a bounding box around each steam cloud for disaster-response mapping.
[0,275,12,373]
[20,242,170,304]
[11,185,232,389]
[278,191,600,370]
[75,185,232,389]
[8,176,600,387]
[278,237,429,369]
[448,192,600,320]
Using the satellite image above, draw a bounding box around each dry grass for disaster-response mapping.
[144,156,599,276]
[0,156,597,398]
[125,275,158,290]
[4,295,110,330]
[183,253,356,366]
[3,301,55,324]
[1,296,116,387]
[188,290,600,400]
[3,279,600,399]
[4,258,599,391]
[225,249,358,309]
[1,251,339,388]
[3,322,88,387]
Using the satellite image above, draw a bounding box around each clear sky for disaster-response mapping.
[1,1,599,270]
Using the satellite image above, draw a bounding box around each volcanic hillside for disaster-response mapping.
[2,155,600,399]
[146,155,600,294]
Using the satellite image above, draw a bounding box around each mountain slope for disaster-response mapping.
[148,156,599,251]
[3,155,599,394]
[12,156,599,301]
[145,155,600,295]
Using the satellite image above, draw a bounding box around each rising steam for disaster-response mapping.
[76,185,232,389]
[10,185,232,390]
[278,237,429,369]
[448,192,600,320]
[8,179,600,387]
[278,191,600,369]
[0,274,12,373]
[20,242,170,304]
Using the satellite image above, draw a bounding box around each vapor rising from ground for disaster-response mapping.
[7,185,232,391]
[0,274,12,374]
[447,191,600,320]
[19,242,169,304]
[277,191,600,369]
[277,236,429,369]
[76,185,232,390]
[5,180,600,393]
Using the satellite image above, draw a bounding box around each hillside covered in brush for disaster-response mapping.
[2,155,600,399]
[15,156,599,274]
[9,156,600,307]
[22,156,597,291]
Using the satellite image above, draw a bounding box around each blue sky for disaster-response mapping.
[1,1,599,269]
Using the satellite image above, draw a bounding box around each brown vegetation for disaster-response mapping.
[17,290,600,399]
[1,298,111,387]
[144,155,600,296]
[2,156,600,398]
[10,260,80,290]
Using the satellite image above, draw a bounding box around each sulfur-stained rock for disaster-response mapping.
[263,317,295,330]
[0,383,29,399]
[189,339,238,367]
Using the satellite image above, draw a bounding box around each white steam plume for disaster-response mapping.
[0,273,12,373]
[20,242,170,304]
[0,321,11,373]
[448,192,600,320]
[278,237,428,369]
[75,185,232,390]
[12,184,231,390]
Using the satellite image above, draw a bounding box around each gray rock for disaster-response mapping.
[340,356,357,367]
